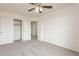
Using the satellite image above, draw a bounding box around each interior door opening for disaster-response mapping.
[14,19,22,41]
[31,21,38,40]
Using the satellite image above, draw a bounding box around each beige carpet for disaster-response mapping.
[0,40,79,56]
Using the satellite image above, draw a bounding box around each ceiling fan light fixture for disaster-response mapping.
[35,6,43,14]
[35,6,39,12]
[40,7,43,12]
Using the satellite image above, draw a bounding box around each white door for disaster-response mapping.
[14,19,22,41]
[31,21,37,40]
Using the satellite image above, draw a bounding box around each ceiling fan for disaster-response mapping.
[28,3,52,14]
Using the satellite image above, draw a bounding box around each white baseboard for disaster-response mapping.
[0,40,14,45]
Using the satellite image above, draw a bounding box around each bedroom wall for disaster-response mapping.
[0,10,38,44]
[38,5,79,52]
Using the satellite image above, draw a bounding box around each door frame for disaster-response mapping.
[31,21,38,40]
[14,19,22,41]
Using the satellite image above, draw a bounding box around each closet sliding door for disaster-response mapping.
[14,19,22,41]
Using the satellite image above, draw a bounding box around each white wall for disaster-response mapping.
[0,10,38,44]
[38,5,79,52]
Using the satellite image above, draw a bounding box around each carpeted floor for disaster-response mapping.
[0,40,79,56]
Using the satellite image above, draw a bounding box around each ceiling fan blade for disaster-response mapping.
[28,8,35,11]
[42,6,52,9]
[30,3,35,5]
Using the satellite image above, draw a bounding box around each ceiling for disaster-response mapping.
[0,3,74,17]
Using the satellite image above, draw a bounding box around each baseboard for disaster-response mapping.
[0,40,14,45]
[42,40,79,53]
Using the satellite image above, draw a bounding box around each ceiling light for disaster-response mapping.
[40,7,43,12]
[35,6,43,14]
[35,6,39,13]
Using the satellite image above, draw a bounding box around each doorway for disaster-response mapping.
[14,19,22,41]
[31,21,38,40]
